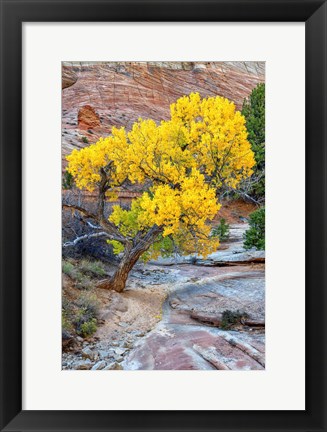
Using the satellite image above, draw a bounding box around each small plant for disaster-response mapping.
[73,293,99,336]
[62,171,74,190]
[221,309,249,329]
[76,292,100,319]
[62,260,84,282]
[81,136,89,144]
[75,275,93,290]
[62,299,75,347]
[79,318,97,337]
[243,207,265,250]
[62,260,75,276]
[211,218,230,242]
[62,290,100,343]
[63,259,107,290]
[79,259,106,278]
[62,310,73,333]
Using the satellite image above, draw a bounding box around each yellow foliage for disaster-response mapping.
[125,118,192,185]
[66,127,128,191]
[107,239,124,255]
[137,169,220,239]
[170,92,255,188]
[66,93,255,257]
[109,199,143,237]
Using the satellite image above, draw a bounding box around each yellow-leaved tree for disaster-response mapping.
[64,93,255,292]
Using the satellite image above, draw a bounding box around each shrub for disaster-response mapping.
[211,218,230,242]
[62,310,73,333]
[72,293,100,336]
[81,136,89,144]
[79,318,97,337]
[62,260,75,276]
[62,171,74,190]
[62,260,84,282]
[76,292,100,319]
[221,309,249,329]
[79,259,106,278]
[63,259,107,290]
[62,290,100,342]
[75,275,93,290]
[62,299,75,347]
[243,207,265,250]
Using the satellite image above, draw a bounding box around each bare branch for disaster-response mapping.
[233,190,262,206]
[63,232,110,248]
[86,220,102,230]
[62,203,131,245]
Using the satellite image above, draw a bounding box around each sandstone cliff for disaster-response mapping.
[62,61,264,164]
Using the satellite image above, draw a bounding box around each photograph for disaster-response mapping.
[61,61,265,371]
[2,0,327,427]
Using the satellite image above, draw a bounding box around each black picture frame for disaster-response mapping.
[0,0,326,431]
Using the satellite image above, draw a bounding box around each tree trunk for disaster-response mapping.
[97,226,162,292]
[97,248,142,292]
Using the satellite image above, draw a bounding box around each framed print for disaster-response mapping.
[0,0,326,431]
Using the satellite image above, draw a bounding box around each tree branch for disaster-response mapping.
[62,203,131,245]
[63,203,95,220]
[63,232,111,248]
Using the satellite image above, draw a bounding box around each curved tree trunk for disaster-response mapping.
[97,247,143,292]
[97,226,162,292]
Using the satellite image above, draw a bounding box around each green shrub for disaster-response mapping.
[211,218,230,242]
[243,207,265,250]
[62,171,74,190]
[73,293,99,337]
[73,307,97,336]
[79,318,97,337]
[82,136,89,144]
[75,276,93,290]
[62,310,73,333]
[76,292,100,319]
[62,299,75,345]
[63,259,107,290]
[62,260,84,282]
[62,260,102,340]
[221,309,249,329]
[79,259,106,278]
[62,260,75,276]
[62,290,100,340]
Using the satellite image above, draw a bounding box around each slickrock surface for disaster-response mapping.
[124,325,265,370]
[151,224,265,266]
[123,269,265,371]
[62,61,265,164]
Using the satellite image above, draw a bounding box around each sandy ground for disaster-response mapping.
[94,280,168,343]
